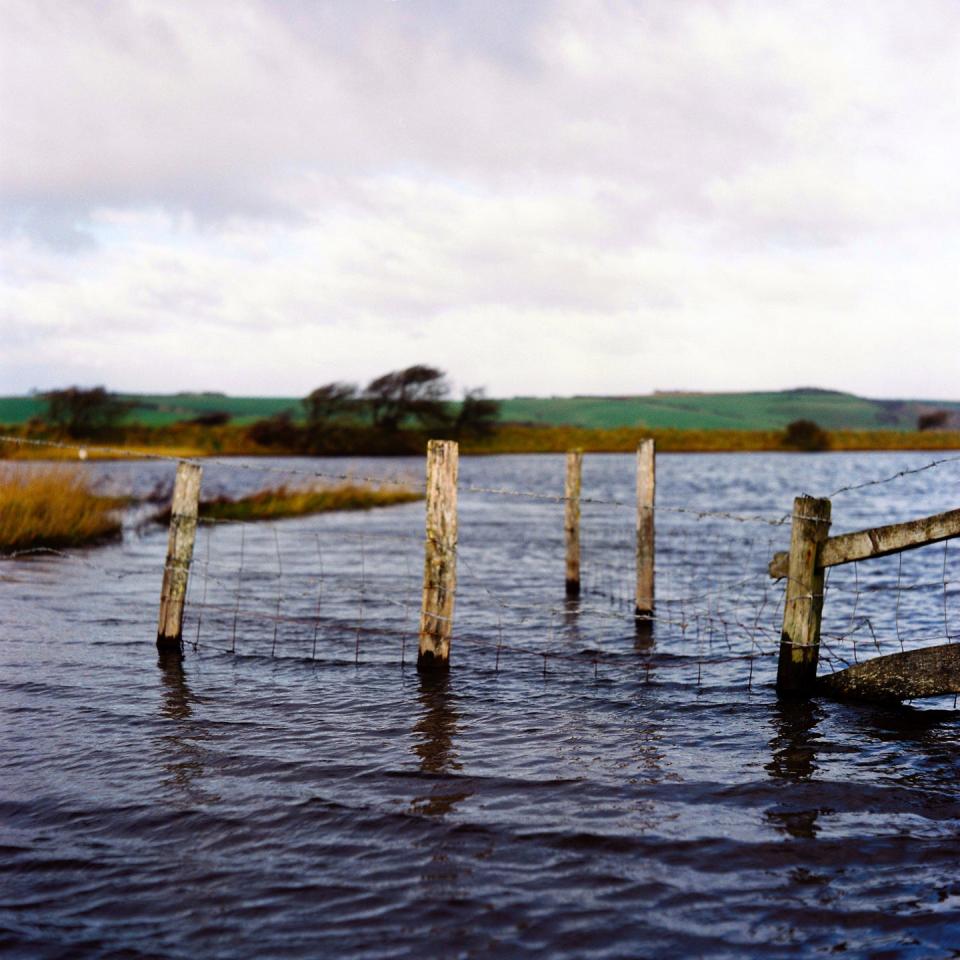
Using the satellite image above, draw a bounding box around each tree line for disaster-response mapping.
[36,365,501,452]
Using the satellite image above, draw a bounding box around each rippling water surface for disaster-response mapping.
[3,451,960,958]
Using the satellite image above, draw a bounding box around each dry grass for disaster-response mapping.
[0,466,122,551]
[193,483,423,523]
[5,421,960,462]
[462,425,960,454]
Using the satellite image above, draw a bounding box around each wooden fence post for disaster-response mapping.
[418,440,458,671]
[635,439,655,631]
[157,461,203,653]
[564,449,582,598]
[776,495,832,697]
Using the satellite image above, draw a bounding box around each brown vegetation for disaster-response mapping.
[3,419,960,462]
[0,466,122,551]
[159,483,423,524]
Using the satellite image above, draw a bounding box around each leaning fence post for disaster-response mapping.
[776,495,832,697]
[635,439,655,631]
[157,461,203,654]
[564,449,583,598]
[418,440,458,671]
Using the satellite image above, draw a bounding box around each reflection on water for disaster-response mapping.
[634,615,655,651]
[409,672,474,901]
[765,699,823,839]
[561,596,580,642]
[6,452,960,958]
[156,652,217,804]
[410,672,468,818]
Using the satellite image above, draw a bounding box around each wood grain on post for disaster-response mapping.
[418,440,458,671]
[564,450,583,598]
[157,461,203,653]
[776,495,831,697]
[635,439,655,628]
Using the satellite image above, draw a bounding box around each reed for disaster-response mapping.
[0,466,122,551]
[183,483,423,523]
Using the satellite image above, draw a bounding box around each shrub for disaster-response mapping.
[43,386,134,438]
[186,411,232,427]
[245,412,303,448]
[455,388,501,438]
[917,410,950,431]
[783,419,831,451]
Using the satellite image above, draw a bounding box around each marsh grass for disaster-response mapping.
[4,420,960,462]
[157,483,423,525]
[0,466,122,551]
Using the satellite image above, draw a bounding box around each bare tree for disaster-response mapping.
[303,382,360,427]
[364,365,451,432]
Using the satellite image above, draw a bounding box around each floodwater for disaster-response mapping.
[3,451,960,958]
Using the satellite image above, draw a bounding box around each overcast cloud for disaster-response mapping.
[1,0,958,398]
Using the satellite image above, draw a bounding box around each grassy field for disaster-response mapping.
[3,388,959,431]
[497,391,937,430]
[0,393,299,428]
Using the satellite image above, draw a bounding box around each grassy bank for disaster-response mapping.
[0,467,122,551]
[461,425,960,454]
[171,483,423,524]
[3,422,960,461]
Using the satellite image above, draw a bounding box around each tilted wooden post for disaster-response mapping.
[564,449,582,598]
[157,461,203,653]
[776,495,832,697]
[635,439,655,630]
[418,440,458,671]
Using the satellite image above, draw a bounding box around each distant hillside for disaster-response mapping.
[0,393,300,427]
[497,391,960,431]
[1,388,958,431]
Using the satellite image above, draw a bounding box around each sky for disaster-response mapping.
[1,0,958,400]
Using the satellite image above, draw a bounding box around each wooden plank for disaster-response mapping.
[418,439,458,671]
[770,506,960,579]
[776,496,832,696]
[822,507,960,567]
[157,461,203,652]
[635,439,655,626]
[816,643,960,703]
[564,450,582,598]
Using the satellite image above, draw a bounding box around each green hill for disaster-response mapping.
[496,390,951,431]
[1,388,957,432]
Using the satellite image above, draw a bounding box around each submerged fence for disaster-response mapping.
[3,435,960,700]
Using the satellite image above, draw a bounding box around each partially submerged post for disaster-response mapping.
[770,500,960,702]
[157,461,203,654]
[418,440,458,672]
[564,449,582,598]
[775,495,831,697]
[635,439,655,632]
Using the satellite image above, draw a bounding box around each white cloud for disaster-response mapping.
[1,0,958,398]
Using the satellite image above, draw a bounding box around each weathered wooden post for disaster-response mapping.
[418,440,458,672]
[776,495,832,697]
[635,439,655,632]
[157,461,203,654]
[564,449,582,598]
